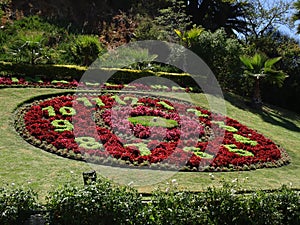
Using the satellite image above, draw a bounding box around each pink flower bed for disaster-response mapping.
[14,93,290,171]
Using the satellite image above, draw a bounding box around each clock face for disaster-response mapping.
[15,93,289,172]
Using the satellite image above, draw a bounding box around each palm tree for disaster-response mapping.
[239,53,288,108]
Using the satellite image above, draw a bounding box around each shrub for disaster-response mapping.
[69,35,104,66]
[189,28,243,89]
[203,184,249,225]
[247,186,300,225]
[0,186,40,225]
[0,15,72,64]
[46,178,143,225]
[137,184,207,225]
[0,181,299,224]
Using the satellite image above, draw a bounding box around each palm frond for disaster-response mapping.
[251,53,266,72]
[239,55,254,70]
[264,57,282,69]
[264,68,288,87]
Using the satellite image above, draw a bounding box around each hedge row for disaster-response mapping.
[0,61,205,88]
[1,179,299,225]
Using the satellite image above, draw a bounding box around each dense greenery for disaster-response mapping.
[0,186,40,225]
[1,0,298,112]
[0,179,299,224]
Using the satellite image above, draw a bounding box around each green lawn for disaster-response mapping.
[0,88,299,201]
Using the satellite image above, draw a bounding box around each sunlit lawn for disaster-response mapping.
[0,88,299,201]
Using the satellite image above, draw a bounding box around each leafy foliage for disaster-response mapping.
[151,0,192,42]
[0,186,40,225]
[0,180,300,224]
[69,35,104,66]
[188,28,243,87]
[46,179,142,225]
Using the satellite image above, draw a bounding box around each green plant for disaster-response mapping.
[138,182,207,225]
[9,30,46,65]
[188,28,243,88]
[69,35,104,66]
[1,15,70,64]
[239,52,288,108]
[174,25,204,47]
[223,144,254,157]
[46,178,143,225]
[100,46,157,69]
[203,183,249,225]
[0,186,40,225]
[153,0,191,42]
[233,134,258,146]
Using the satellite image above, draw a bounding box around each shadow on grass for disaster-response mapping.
[224,92,300,133]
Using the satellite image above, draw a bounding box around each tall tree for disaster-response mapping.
[186,0,250,35]
[239,0,292,41]
[292,0,300,34]
[153,0,192,42]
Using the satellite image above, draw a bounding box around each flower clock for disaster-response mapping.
[14,92,290,172]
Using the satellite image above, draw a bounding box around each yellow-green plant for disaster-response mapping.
[174,25,204,47]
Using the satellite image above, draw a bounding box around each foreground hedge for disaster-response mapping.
[0,179,299,225]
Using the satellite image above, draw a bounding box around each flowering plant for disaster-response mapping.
[14,93,290,171]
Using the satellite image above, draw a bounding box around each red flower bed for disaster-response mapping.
[14,93,290,171]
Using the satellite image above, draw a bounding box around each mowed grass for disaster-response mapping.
[0,88,299,201]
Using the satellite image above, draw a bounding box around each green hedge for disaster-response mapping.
[0,62,86,80]
[0,62,205,89]
[1,180,299,225]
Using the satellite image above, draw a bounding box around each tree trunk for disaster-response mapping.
[252,78,262,109]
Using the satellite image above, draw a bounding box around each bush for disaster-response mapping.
[137,187,207,224]
[46,179,143,225]
[189,28,243,90]
[0,186,40,225]
[247,186,300,225]
[202,185,246,225]
[0,181,299,224]
[69,35,104,66]
[0,15,74,64]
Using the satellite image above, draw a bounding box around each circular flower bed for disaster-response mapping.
[14,93,290,172]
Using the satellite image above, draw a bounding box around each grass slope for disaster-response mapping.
[0,88,299,201]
